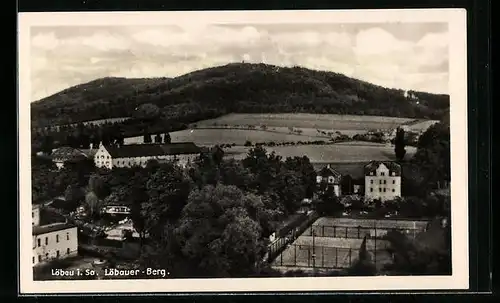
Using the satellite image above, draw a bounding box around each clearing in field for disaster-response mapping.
[192,113,415,130]
[222,143,416,163]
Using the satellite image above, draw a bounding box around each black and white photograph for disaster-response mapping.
[18,9,468,293]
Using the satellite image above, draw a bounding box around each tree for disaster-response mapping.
[144,133,152,144]
[394,127,406,161]
[154,133,162,143]
[174,185,266,277]
[62,185,84,212]
[40,135,54,155]
[85,191,101,219]
[141,162,192,241]
[88,174,109,199]
[164,133,171,144]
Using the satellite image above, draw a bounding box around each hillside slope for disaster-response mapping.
[31,63,450,128]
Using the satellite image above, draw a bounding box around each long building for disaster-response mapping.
[32,204,78,266]
[94,142,202,169]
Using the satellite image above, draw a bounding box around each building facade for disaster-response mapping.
[32,223,78,266]
[32,207,78,266]
[94,142,201,169]
[316,165,342,197]
[32,204,40,226]
[364,161,402,201]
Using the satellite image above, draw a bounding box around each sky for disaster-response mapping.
[30,22,449,101]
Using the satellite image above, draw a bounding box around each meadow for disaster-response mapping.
[223,143,417,163]
[191,113,415,131]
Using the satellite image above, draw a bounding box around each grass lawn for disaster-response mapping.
[192,113,415,130]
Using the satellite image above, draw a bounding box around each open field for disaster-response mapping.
[223,143,417,163]
[191,113,415,131]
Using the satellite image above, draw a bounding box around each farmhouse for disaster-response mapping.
[94,142,202,169]
[51,147,90,169]
[32,204,78,266]
[316,165,342,197]
[364,161,402,202]
[32,204,40,226]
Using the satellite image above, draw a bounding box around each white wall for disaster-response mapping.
[32,206,40,227]
[32,226,78,266]
[364,163,401,201]
[94,145,113,169]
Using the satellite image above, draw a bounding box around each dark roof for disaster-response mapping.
[318,165,342,178]
[364,161,402,176]
[33,222,76,235]
[79,149,98,158]
[104,143,201,159]
[51,147,87,161]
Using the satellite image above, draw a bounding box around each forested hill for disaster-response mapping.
[31,63,450,128]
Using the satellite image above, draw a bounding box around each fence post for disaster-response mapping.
[294,244,297,266]
[357,226,360,239]
[349,248,352,266]
[308,249,310,267]
[280,247,283,266]
[345,227,348,238]
[322,225,325,237]
[335,247,338,267]
[322,246,324,268]
[333,226,336,238]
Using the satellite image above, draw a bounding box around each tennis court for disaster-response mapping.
[270,217,422,270]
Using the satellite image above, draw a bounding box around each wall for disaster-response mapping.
[364,163,401,201]
[32,226,78,266]
[32,206,40,227]
[94,146,113,169]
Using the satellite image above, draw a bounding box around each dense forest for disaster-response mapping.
[31,63,450,130]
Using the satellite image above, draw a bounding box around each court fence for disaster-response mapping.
[266,211,320,263]
[305,224,423,240]
[272,244,361,269]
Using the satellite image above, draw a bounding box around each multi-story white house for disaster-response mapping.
[364,161,402,202]
[316,165,342,197]
[32,204,78,266]
[93,142,201,169]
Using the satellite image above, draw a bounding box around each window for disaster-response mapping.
[32,256,35,264]
[56,250,60,258]
[379,180,382,184]
[379,188,382,192]
[37,239,41,247]
[67,248,70,254]
[384,180,387,184]
[370,188,373,192]
[66,232,69,240]
[392,189,395,192]
[393,180,396,184]
[383,188,386,192]
[38,255,41,262]
[45,237,48,245]
[381,172,385,176]
[32,212,34,218]
[56,235,59,243]
[370,180,373,184]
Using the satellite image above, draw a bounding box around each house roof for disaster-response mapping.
[79,149,98,158]
[33,222,76,236]
[103,143,201,159]
[364,161,402,176]
[51,147,88,162]
[317,165,342,178]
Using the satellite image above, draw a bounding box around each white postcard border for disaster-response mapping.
[18,9,469,294]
